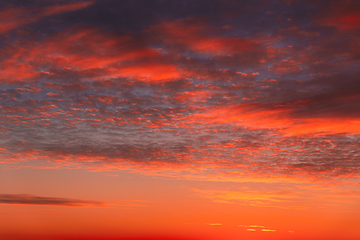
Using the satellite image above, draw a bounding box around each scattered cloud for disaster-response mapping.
[0,0,359,192]
[206,223,222,226]
[239,224,276,232]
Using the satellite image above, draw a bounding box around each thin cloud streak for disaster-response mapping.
[0,194,104,207]
[0,1,94,34]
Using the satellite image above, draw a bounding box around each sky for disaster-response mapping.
[0,0,360,239]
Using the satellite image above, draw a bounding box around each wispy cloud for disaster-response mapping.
[239,224,276,232]
[206,223,222,226]
[191,184,360,210]
[0,1,94,34]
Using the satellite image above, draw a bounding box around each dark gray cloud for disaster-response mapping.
[0,194,104,206]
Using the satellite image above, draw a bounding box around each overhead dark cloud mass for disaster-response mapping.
[0,0,359,181]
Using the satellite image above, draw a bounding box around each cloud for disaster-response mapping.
[0,0,360,188]
[0,194,103,207]
[1,87,360,182]
[146,18,260,56]
[0,1,94,34]
[316,1,360,30]
[206,223,222,226]
[239,224,276,232]
[41,1,94,16]
[191,181,360,210]
[192,188,297,208]
[269,59,302,74]
[0,26,182,83]
[186,103,360,135]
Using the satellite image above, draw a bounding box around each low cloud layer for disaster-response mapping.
[0,194,103,206]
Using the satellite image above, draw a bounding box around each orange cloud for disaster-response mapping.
[187,103,360,135]
[110,64,182,82]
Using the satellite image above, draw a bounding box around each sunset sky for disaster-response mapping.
[0,0,360,239]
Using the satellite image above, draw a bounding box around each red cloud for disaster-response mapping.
[269,59,302,74]
[41,1,94,16]
[172,90,211,104]
[316,1,360,30]
[1,1,360,188]
[0,1,94,34]
[109,64,182,82]
[147,18,258,56]
[186,103,360,135]
[0,26,183,83]
[0,7,35,34]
